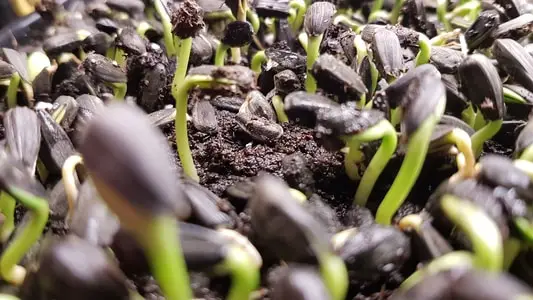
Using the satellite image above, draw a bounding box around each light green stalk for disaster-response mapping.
[272,95,289,123]
[251,50,266,74]
[153,0,176,56]
[471,119,503,157]
[289,0,306,33]
[215,246,260,300]
[0,193,15,243]
[174,37,193,84]
[6,73,20,109]
[319,253,349,300]
[305,35,322,93]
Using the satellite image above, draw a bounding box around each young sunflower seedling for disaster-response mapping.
[272,69,301,123]
[288,0,307,33]
[0,157,49,286]
[79,103,193,300]
[172,65,255,181]
[62,154,84,221]
[214,21,254,66]
[2,48,32,108]
[171,0,205,83]
[458,54,504,157]
[303,2,336,93]
[1,107,41,243]
[82,53,128,100]
[225,0,257,63]
[250,174,348,300]
[375,64,446,225]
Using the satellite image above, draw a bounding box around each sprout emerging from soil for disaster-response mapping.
[79,103,193,300]
[214,21,254,66]
[62,154,84,220]
[288,0,307,33]
[82,53,127,100]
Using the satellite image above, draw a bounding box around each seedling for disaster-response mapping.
[82,53,128,100]
[79,103,193,300]
[153,0,176,56]
[0,158,49,286]
[303,2,336,92]
[214,21,254,66]
[375,64,446,225]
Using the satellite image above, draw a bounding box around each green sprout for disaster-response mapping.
[214,21,255,66]
[415,34,431,66]
[6,72,20,109]
[0,192,15,243]
[348,120,398,207]
[400,251,475,291]
[288,0,307,33]
[389,0,405,24]
[214,229,261,300]
[376,89,446,225]
[298,31,308,52]
[333,14,361,31]
[431,128,476,178]
[303,2,336,93]
[27,51,51,82]
[250,50,266,74]
[79,103,193,300]
[440,194,503,272]
[153,0,176,56]
[504,87,528,105]
[172,69,237,182]
[0,163,49,286]
[368,0,385,22]
[471,119,503,157]
[170,0,205,84]
[272,95,289,123]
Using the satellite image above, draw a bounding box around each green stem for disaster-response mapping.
[217,246,259,300]
[399,251,474,291]
[113,83,127,100]
[504,87,528,104]
[0,188,49,286]
[437,0,451,32]
[215,43,230,66]
[319,253,349,300]
[246,10,260,33]
[345,139,363,180]
[415,35,431,66]
[174,37,193,84]
[251,50,266,74]
[370,60,379,95]
[473,110,486,131]
[153,0,176,56]
[390,0,405,24]
[462,104,476,128]
[354,35,368,68]
[172,76,235,181]
[0,193,15,243]
[376,100,444,225]
[352,120,398,207]
[306,35,322,93]
[204,10,236,21]
[138,215,191,300]
[369,0,385,22]
[390,108,402,127]
[289,0,306,33]
[272,95,289,123]
[440,195,503,272]
[6,73,20,109]
[298,32,308,52]
[114,48,126,67]
[471,119,503,158]
[520,145,533,162]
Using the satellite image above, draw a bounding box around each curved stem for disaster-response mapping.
[390,0,405,24]
[344,139,363,180]
[6,73,20,109]
[289,188,307,203]
[440,195,503,272]
[503,238,521,270]
[215,43,230,66]
[0,188,49,286]
[251,50,266,74]
[153,0,176,56]
[246,10,260,33]
[172,75,236,181]
[471,119,503,158]
[174,37,193,84]
[0,193,15,243]
[319,253,349,300]
[376,100,443,225]
[415,34,431,66]
[437,0,451,32]
[289,0,306,33]
[62,155,83,220]
[305,34,322,93]
[216,246,260,300]
[399,251,474,291]
[138,215,191,300]
[353,120,398,207]
[112,83,127,100]
[445,128,476,178]
[272,95,289,123]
